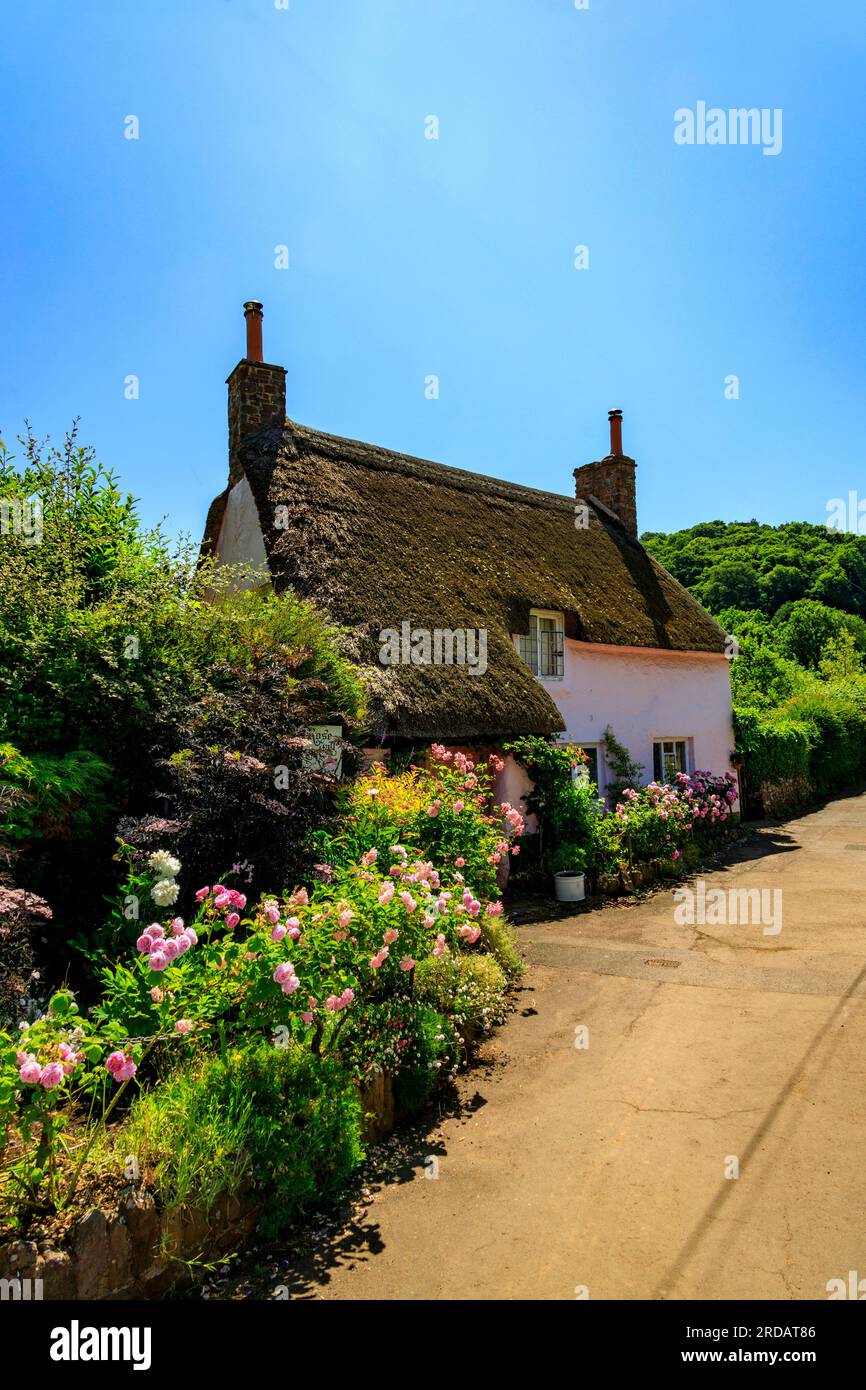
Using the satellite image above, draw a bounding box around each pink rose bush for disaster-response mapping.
[609,771,738,866]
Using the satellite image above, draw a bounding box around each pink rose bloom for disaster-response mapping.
[214,891,231,909]
[148,950,168,972]
[281,975,300,994]
[288,924,300,940]
[341,987,355,1005]
[175,1019,193,1034]
[511,845,521,856]
[468,900,481,917]
[195,887,210,902]
[147,924,165,940]
[175,933,191,954]
[59,1044,79,1074]
[15,1049,32,1066]
[437,896,449,913]
[399,955,416,971]
[338,908,354,928]
[273,962,295,985]
[171,918,185,936]
[432,934,447,958]
[226,912,240,929]
[422,914,435,929]
[184,927,198,946]
[18,1059,43,1085]
[40,1062,64,1089]
[150,986,164,1002]
[289,888,309,907]
[271,923,288,942]
[370,946,389,970]
[106,1050,137,1082]
[378,883,395,905]
[161,938,180,961]
[399,892,417,914]
[264,902,280,924]
[453,801,465,814]
[672,849,682,860]
[455,857,466,867]
[325,995,341,1012]
[301,1011,314,1025]
[426,804,440,818]
[389,865,402,878]
[360,848,378,866]
[229,891,247,909]
[136,933,155,953]
[383,928,400,945]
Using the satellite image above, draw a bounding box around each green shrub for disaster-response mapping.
[733,708,811,787]
[392,1006,460,1115]
[120,1043,363,1237]
[478,914,524,981]
[0,428,365,961]
[414,953,507,1035]
[0,744,113,848]
[504,736,600,866]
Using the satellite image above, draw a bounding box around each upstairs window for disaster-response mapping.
[517,611,565,680]
[653,739,688,783]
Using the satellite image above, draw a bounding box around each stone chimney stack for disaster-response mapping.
[227,301,286,485]
[573,408,637,536]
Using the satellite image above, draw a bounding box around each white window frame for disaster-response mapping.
[516,609,565,681]
[653,738,690,783]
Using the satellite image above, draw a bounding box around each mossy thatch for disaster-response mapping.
[202,420,726,739]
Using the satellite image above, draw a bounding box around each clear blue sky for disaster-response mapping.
[2,0,865,541]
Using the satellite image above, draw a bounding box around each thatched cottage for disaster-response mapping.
[202,303,737,804]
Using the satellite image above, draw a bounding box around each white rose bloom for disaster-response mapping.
[152,879,180,906]
[148,851,181,879]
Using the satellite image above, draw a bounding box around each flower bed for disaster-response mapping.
[0,748,524,1281]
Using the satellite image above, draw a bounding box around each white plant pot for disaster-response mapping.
[554,871,586,903]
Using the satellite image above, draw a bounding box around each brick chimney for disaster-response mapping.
[573,408,637,536]
[227,301,287,485]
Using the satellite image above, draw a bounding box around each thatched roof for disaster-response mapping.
[202,420,727,740]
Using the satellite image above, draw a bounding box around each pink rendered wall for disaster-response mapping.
[500,638,738,812]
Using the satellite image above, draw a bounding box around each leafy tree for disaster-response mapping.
[773,600,866,670]
[0,426,365,966]
[695,560,762,613]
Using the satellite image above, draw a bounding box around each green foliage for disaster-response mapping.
[642,520,866,620]
[504,736,600,868]
[337,998,460,1114]
[780,686,866,797]
[478,913,523,981]
[646,522,866,808]
[313,746,519,900]
[772,599,866,671]
[732,708,810,786]
[0,743,113,848]
[120,1043,364,1236]
[0,427,365,954]
[601,728,646,810]
[414,953,507,1034]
